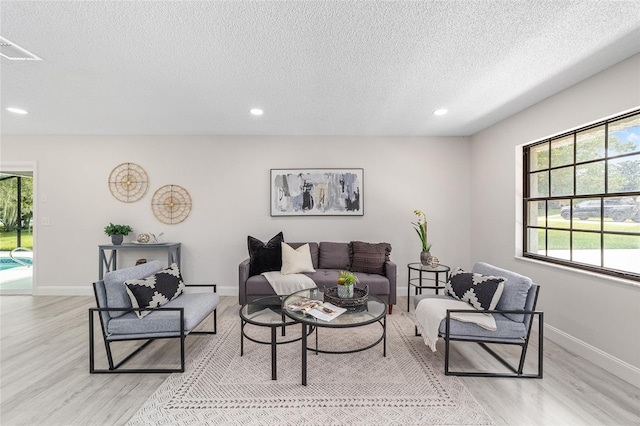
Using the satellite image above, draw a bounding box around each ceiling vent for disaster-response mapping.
[0,36,42,60]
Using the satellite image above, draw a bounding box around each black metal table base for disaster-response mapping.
[300,318,386,386]
[240,320,304,380]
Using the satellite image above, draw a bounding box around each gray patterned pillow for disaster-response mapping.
[444,267,505,311]
[124,263,185,318]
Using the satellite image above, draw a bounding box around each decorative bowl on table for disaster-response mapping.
[324,285,369,310]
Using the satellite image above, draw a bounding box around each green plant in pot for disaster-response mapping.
[337,270,359,299]
[104,223,133,245]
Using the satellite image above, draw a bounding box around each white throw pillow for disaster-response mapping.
[281,242,316,275]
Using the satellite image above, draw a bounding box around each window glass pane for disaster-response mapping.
[576,126,605,162]
[608,154,640,193]
[527,201,546,227]
[551,136,574,167]
[547,229,570,260]
[603,234,640,274]
[550,166,573,197]
[571,198,602,230]
[576,161,604,195]
[529,143,549,171]
[555,199,571,227]
[571,231,601,266]
[600,196,640,227]
[527,228,545,254]
[604,218,640,234]
[608,113,640,157]
[529,171,548,197]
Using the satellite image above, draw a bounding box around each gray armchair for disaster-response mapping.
[414,262,543,378]
[89,260,219,374]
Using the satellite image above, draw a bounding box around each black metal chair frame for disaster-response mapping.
[415,286,543,378]
[443,307,543,378]
[89,283,217,374]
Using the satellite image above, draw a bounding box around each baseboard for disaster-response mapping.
[215,286,237,297]
[544,322,640,389]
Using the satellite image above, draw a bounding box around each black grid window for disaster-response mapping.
[523,109,640,281]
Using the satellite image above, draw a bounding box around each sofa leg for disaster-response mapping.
[388,304,393,315]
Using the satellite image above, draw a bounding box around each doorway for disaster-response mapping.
[0,163,35,295]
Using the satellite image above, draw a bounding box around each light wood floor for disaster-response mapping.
[1,295,639,425]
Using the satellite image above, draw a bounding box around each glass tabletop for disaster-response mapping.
[407,262,450,272]
[282,287,386,328]
[240,295,295,326]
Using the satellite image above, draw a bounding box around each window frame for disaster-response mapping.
[522,109,640,282]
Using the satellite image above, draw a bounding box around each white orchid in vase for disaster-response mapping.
[412,209,431,253]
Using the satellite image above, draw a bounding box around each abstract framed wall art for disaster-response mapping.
[270,168,364,216]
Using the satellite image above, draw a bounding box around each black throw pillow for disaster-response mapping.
[248,232,284,276]
[444,267,505,311]
[124,263,185,319]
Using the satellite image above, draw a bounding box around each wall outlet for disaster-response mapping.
[41,217,51,226]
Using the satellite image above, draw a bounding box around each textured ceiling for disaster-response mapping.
[1,1,639,136]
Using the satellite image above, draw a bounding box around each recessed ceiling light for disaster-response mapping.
[250,108,264,116]
[433,109,448,116]
[6,107,28,114]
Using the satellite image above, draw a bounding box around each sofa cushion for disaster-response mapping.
[444,267,505,311]
[472,262,533,322]
[318,242,351,269]
[104,260,164,318]
[281,242,316,274]
[107,292,219,338]
[349,241,391,275]
[124,263,186,319]
[248,232,284,276]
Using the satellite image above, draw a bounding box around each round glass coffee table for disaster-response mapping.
[239,295,306,380]
[282,287,387,386]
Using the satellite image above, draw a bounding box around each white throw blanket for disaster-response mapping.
[261,271,316,295]
[415,298,497,352]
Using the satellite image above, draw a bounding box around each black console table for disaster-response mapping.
[98,243,181,279]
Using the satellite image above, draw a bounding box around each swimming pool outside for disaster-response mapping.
[0,252,33,291]
[0,257,33,271]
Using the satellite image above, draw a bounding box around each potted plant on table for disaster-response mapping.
[104,223,133,245]
[412,209,432,265]
[337,270,359,299]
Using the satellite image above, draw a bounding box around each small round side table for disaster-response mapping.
[407,263,451,312]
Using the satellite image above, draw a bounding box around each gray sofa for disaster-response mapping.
[239,241,397,313]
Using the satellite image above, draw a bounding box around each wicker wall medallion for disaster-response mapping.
[108,162,149,203]
[151,184,192,224]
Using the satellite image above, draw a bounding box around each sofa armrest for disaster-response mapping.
[385,260,397,306]
[239,258,250,305]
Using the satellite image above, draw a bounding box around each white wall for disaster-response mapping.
[0,135,471,299]
[470,53,640,386]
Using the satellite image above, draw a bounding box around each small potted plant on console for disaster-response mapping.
[104,223,133,245]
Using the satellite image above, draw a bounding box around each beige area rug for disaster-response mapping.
[126,311,494,425]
